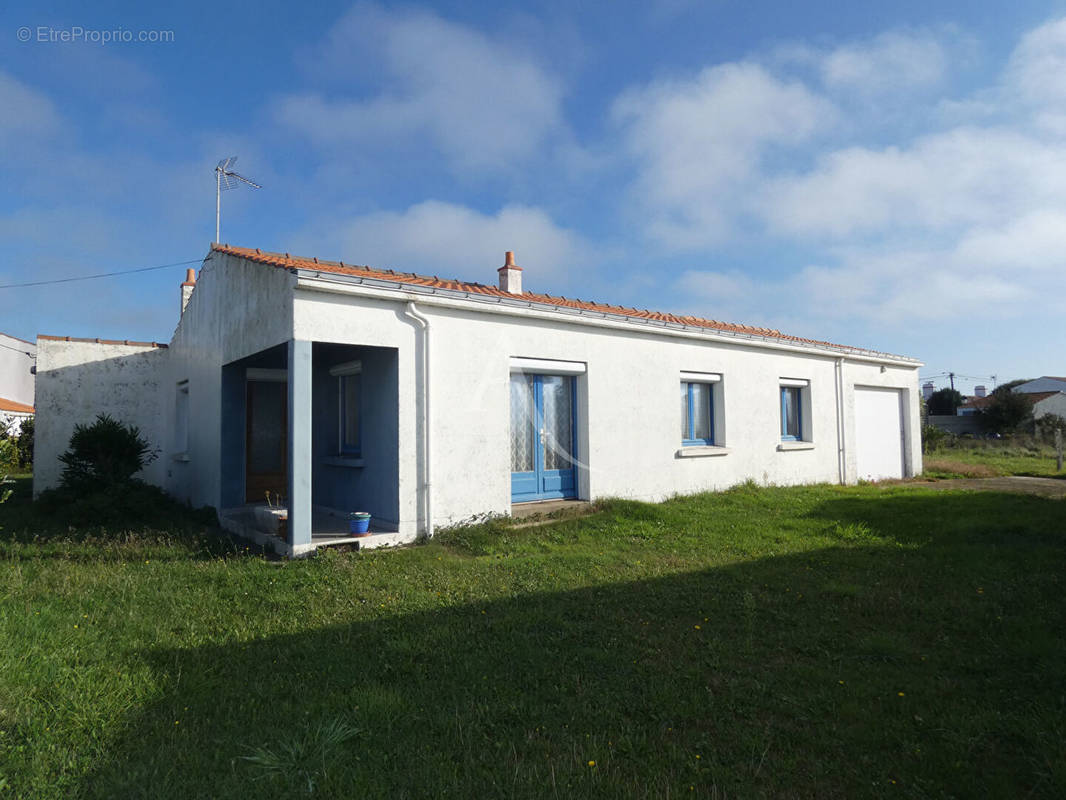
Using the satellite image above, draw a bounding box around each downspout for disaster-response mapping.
[403,302,433,538]
[835,357,847,485]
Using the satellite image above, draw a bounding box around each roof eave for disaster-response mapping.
[291,268,922,366]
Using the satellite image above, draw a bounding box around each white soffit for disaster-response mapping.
[680,371,722,383]
[509,357,587,375]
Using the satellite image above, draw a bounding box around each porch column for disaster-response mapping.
[287,339,313,550]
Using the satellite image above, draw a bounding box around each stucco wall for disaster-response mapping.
[163,252,296,508]
[1034,393,1066,419]
[294,281,922,531]
[33,339,168,495]
[0,333,35,407]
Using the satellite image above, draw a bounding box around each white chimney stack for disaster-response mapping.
[974,385,986,398]
[922,381,934,400]
[181,268,197,314]
[498,251,523,294]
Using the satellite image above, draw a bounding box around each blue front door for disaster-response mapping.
[510,373,577,503]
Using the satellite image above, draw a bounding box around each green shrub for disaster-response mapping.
[1035,413,1066,443]
[978,387,1034,434]
[58,414,158,492]
[921,424,951,453]
[15,416,33,469]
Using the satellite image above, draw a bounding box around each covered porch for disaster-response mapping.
[217,339,402,556]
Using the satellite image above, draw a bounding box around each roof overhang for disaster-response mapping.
[291,269,923,368]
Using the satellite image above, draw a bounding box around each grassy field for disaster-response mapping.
[923,442,1064,479]
[0,476,1063,798]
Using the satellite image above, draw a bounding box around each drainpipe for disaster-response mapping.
[403,301,433,538]
[835,357,847,485]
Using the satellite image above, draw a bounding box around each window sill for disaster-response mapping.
[323,456,365,468]
[777,441,815,451]
[172,452,191,463]
[676,446,731,458]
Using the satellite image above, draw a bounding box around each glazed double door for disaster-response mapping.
[509,373,576,503]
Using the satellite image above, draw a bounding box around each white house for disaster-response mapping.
[0,332,35,435]
[34,244,923,555]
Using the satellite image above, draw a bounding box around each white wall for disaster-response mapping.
[0,333,35,407]
[33,340,168,494]
[1035,393,1066,420]
[163,252,296,508]
[294,279,922,531]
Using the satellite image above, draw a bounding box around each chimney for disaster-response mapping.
[922,381,934,400]
[498,251,523,294]
[974,385,986,398]
[181,268,197,314]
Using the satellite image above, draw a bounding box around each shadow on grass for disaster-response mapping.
[0,476,264,560]
[64,490,1066,799]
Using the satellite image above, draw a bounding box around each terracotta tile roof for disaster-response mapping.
[0,397,34,414]
[37,335,168,349]
[210,243,912,359]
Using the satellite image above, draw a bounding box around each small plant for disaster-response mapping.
[15,416,33,469]
[0,437,18,476]
[921,424,951,454]
[241,717,362,794]
[58,414,158,492]
[265,491,287,509]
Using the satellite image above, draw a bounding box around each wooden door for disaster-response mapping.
[246,380,287,503]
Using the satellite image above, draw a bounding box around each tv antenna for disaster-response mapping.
[214,157,261,243]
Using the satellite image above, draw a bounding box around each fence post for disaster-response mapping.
[1056,428,1063,472]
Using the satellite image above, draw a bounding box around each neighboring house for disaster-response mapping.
[957,382,1066,421]
[1031,392,1066,420]
[0,332,35,435]
[34,244,923,555]
[1013,376,1066,394]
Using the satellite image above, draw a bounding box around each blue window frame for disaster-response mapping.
[339,372,361,455]
[781,385,801,441]
[681,381,714,445]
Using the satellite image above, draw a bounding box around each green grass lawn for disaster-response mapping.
[923,444,1064,479]
[1,476,1063,798]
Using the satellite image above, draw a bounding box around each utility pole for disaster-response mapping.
[949,372,957,413]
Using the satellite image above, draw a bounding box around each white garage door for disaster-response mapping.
[854,387,905,481]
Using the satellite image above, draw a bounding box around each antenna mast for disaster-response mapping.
[214,157,261,243]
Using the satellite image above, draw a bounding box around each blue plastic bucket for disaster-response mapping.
[348,513,371,534]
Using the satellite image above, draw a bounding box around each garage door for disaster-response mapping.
[854,387,905,481]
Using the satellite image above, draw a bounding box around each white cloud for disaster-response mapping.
[761,127,1066,238]
[274,3,565,170]
[292,200,593,287]
[613,62,835,247]
[1005,17,1066,109]
[820,31,949,94]
[0,72,60,147]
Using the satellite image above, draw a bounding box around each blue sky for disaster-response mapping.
[2,0,1066,393]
